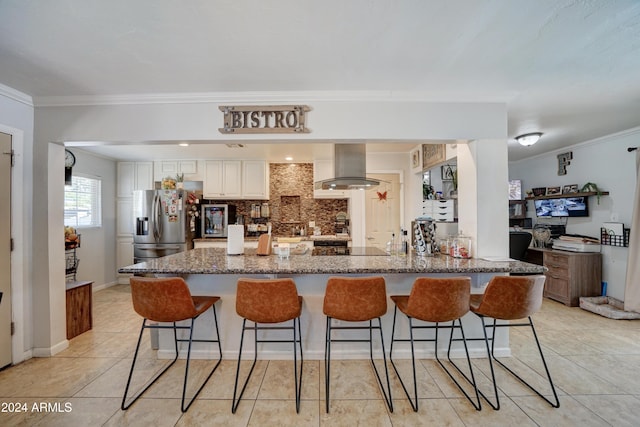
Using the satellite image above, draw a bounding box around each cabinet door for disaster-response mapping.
[203,160,224,197]
[242,160,269,199]
[134,162,154,190]
[178,160,197,175]
[117,199,134,236]
[222,160,242,198]
[204,160,242,198]
[117,162,135,197]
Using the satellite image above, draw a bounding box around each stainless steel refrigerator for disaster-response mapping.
[133,189,188,263]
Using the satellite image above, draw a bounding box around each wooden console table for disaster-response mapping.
[66,280,93,339]
[525,247,602,307]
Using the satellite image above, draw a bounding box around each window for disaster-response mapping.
[64,174,102,228]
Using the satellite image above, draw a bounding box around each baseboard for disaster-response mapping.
[32,340,69,357]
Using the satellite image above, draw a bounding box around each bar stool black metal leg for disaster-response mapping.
[293,317,303,413]
[122,320,179,410]
[324,316,332,413]
[232,319,258,414]
[439,320,481,410]
[181,305,223,412]
[488,317,560,408]
[390,307,419,411]
[369,317,393,413]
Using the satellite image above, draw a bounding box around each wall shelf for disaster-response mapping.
[524,191,609,201]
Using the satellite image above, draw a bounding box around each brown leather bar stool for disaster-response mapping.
[470,275,560,410]
[122,277,222,412]
[323,276,393,413]
[232,278,303,413]
[390,276,481,411]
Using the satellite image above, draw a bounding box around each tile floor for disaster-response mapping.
[2,284,640,426]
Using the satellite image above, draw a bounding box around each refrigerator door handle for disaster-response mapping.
[152,194,162,241]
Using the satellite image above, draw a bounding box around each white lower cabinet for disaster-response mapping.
[422,199,456,222]
[116,237,133,284]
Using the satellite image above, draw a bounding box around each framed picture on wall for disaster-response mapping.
[410,146,422,173]
[546,186,562,195]
[422,144,446,171]
[563,184,579,194]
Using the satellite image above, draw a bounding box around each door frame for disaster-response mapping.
[0,124,26,364]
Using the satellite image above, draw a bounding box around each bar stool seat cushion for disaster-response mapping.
[236,278,302,323]
[131,277,219,323]
[470,276,545,320]
[323,276,387,321]
[390,277,470,323]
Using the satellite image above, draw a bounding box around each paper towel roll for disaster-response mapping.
[227,224,245,255]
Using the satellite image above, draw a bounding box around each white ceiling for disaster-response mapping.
[1,0,639,162]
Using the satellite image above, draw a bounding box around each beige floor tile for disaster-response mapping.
[199,359,267,400]
[322,360,389,401]
[0,356,118,398]
[33,397,121,427]
[102,398,184,427]
[257,360,319,400]
[511,395,608,426]
[248,399,318,427]
[573,394,640,427]
[175,399,253,427]
[449,396,538,427]
[389,358,445,399]
[320,399,392,426]
[389,397,466,426]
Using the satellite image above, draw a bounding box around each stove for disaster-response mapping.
[311,246,387,256]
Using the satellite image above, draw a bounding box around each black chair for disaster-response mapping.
[509,231,532,261]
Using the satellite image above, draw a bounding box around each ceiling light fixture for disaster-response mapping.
[178,142,189,147]
[285,156,293,161]
[515,132,543,146]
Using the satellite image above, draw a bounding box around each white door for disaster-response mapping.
[0,132,12,368]
[365,173,401,250]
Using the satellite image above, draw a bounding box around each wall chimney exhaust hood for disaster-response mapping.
[315,144,381,190]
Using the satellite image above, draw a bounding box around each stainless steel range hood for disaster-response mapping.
[314,144,380,190]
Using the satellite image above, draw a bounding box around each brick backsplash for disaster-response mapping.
[201,163,348,237]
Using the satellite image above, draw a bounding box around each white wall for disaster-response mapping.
[70,149,118,288]
[509,128,639,300]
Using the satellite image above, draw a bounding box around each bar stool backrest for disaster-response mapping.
[406,277,471,322]
[130,277,197,322]
[476,275,546,320]
[236,278,301,323]
[323,276,387,321]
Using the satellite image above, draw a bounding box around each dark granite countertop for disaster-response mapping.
[118,248,546,275]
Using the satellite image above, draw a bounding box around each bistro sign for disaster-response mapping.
[219,105,311,134]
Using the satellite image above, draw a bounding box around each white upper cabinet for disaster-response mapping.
[203,160,242,199]
[153,160,201,182]
[313,159,350,199]
[242,160,269,199]
[117,161,153,197]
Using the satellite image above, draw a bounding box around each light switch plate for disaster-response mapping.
[309,221,315,228]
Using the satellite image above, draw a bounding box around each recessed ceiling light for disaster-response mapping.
[178,143,189,147]
[285,156,293,161]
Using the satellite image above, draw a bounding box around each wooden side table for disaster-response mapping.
[66,280,93,339]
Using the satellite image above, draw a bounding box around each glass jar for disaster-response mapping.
[451,234,472,259]
[261,203,270,218]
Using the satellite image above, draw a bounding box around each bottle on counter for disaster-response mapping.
[389,233,396,255]
[401,230,409,256]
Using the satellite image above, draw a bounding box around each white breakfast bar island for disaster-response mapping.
[118,248,545,360]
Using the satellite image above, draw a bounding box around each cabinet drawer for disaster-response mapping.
[544,276,569,301]
[544,263,569,279]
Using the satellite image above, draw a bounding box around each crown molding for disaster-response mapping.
[33,90,513,107]
[0,83,33,107]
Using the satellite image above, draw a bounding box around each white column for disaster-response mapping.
[457,140,509,259]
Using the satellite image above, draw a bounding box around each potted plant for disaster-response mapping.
[580,182,602,204]
[175,173,184,189]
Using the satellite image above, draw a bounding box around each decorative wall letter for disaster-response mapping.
[557,152,573,175]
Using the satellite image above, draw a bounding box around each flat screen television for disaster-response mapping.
[534,197,589,217]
